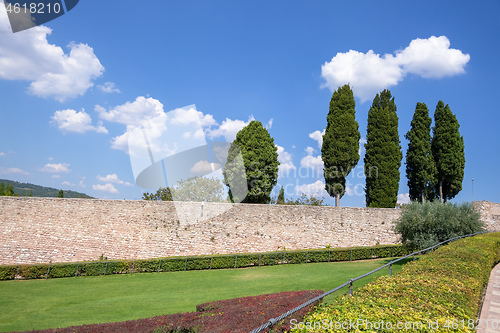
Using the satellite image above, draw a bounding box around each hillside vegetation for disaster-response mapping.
[0,179,93,198]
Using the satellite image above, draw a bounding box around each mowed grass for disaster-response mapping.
[0,257,412,332]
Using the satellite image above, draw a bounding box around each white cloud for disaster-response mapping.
[266,118,273,129]
[190,160,221,175]
[397,193,411,205]
[92,183,119,193]
[359,138,367,155]
[206,116,255,142]
[62,181,75,186]
[97,96,164,126]
[51,109,108,134]
[309,130,325,149]
[0,167,30,175]
[0,10,104,102]
[79,177,86,188]
[295,180,328,197]
[97,174,133,186]
[321,36,470,102]
[395,36,470,78]
[40,163,70,173]
[96,96,169,153]
[300,147,324,170]
[51,175,60,179]
[276,145,295,177]
[97,82,120,93]
[169,106,217,128]
[0,152,4,156]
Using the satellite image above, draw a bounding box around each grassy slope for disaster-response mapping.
[0,258,410,332]
[0,179,93,198]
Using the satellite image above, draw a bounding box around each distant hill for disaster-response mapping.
[0,179,94,198]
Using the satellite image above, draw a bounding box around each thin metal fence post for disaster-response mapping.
[350,249,352,262]
[16,265,20,279]
[259,253,261,267]
[75,263,79,276]
[391,247,394,257]
[234,255,238,268]
[184,258,188,271]
[389,263,392,276]
[132,260,135,274]
[348,279,353,295]
[210,257,213,270]
[158,259,162,272]
[45,263,51,279]
[305,251,308,264]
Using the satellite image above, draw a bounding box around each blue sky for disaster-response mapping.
[0,0,498,206]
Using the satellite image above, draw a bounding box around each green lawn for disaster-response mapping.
[0,257,412,332]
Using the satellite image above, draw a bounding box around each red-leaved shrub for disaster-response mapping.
[21,290,323,333]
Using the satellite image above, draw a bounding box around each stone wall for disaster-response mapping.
[0,197,498,265]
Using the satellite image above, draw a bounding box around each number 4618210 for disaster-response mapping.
[5,2,62,14]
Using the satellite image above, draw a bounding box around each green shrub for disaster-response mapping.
[294,233,500,333]
[18,264,49,279]
[0,265,17,280]
[0,244,407,280]
[48,263,79,278]
[394,201,485,249]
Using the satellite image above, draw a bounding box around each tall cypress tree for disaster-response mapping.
[364,90,402,208]
[431,101,465,202]
[405,102,436,203]
[276,186,285,204]
[321,84,360,207]
[223,120,280,204]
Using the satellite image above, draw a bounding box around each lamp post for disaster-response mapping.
[472,178,474,202]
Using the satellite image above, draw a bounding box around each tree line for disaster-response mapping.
[144,84,465,208]
[323,84,464,207]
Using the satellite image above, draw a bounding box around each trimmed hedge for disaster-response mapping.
[0,243,414,281]
[293,233,500,333]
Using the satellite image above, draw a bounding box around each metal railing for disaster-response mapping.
[249,232,487,333]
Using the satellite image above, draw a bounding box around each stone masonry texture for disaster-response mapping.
[0,197,498,265]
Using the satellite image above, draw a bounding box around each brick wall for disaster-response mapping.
[0,197,498,265]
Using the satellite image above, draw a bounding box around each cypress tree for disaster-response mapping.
[58,189,64,198]
[431,101,465,202]
[364,90,402,208]
[321,84,360,207]
[277,186,285,204]
[223,120,280,204]
[405,102,436,203]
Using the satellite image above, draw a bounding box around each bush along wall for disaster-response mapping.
[0,244,414,281]
[293,233,500,333]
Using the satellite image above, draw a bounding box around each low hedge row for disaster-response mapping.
[293,233,500,333]
[0,243,415,281]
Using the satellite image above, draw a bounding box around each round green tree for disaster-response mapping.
[223,120,279,204]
